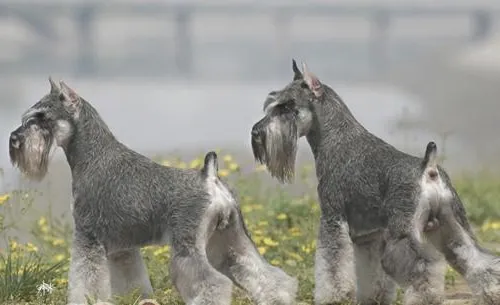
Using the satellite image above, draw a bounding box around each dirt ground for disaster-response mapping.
[445,277,474,305]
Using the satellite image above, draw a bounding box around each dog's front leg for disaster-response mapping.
[314,211,356,305]
[67,230,111,305]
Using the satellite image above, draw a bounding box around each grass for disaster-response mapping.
[0,152,499,305]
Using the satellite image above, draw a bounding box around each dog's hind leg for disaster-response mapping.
[207,209,298,305]
[107,248,153,299]
[67,231,111,305]
[202,151,297,304]
[431,197,500,305]
[354,235,397,305]
[381,196,446,305]
[170,240,233,305]
[420,144,500,305]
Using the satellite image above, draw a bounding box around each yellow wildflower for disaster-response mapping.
[289,227,302,237]
[276,213,288,220]
[242,205,253,213]
[9,240,19,251]
[161,160,171,167]
[228,162,240,172]
[258,221,268,227]
[26,242,38,252]
[54,254,66,262]
[252,229,264,236]
[0,193,10,205]
[38,216,47,227]
[55,278,68,286]
[189,158,203,169]
[263,238,279,247]
[52,239,65,247]
[285,259,297,267]
[253,236,263,244]
[287,252,304,262]
[223,155,233,163]
[258,247,267,255]
[491,221,500,230]
[270,259,281,266]
[219,169,230,177]
[301,245,312,254]
[176,162,187,169]
[255,164,267,172]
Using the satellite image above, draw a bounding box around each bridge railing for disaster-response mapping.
[0,1,498,80]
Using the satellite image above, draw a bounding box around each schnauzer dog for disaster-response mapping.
[9,78,298,305]
[250,60,500,305]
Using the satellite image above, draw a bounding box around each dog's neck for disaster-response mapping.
[64,101,116,174]
[306,86,367,162]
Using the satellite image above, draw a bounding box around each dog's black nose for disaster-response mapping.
[10,130,23,147]
[10,132,19,143]
[251,126,260,138]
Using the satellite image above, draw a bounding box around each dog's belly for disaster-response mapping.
[104,225,169,252]
[346,201,387,239]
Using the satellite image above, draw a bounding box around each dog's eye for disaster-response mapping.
[300,82,309,89]
[35,112,46,120]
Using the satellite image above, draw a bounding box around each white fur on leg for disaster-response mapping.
[354,237,396,305]
[108,248,153,298]
[314,222,356,305]
[450,226,500,305]
[67,242,111,304]
[402,259,446,305]
[170,253,233,305]
[207,226,298,305]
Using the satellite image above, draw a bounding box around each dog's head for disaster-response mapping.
[250,60,324,183]
[9,77,81,181]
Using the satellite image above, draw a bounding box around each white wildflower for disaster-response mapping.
[37,281,54,295]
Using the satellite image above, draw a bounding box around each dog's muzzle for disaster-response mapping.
[251,124,262,143]
[10,126,25,149]
[251,119,268,164]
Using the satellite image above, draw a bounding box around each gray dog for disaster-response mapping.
[250,60,500,305]
[8,78,298,305]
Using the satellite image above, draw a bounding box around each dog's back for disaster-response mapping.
[70,141,231,250]
[317,130,460,239]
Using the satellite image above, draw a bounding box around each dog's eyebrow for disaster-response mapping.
[263,95,278,112]
[21,107,48,126]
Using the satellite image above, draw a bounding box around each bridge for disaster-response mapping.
[0,0,499,81]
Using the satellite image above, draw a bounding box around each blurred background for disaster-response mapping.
[1,0,500,239]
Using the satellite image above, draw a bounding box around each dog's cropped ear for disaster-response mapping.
[302,62,323,98]
[59,80,82,113]
[48,76,60,94]
[292,59,303,81]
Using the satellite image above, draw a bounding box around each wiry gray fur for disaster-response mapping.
[9,78,298,305]
[250,60,500,305]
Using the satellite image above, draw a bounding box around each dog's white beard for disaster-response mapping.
[15,128,54,181]
[264,119,298,183]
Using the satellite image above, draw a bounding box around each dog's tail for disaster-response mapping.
[201,151,219,179]
[201,151,236,230]
[422,141,439,180]
[418,141,453,228]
